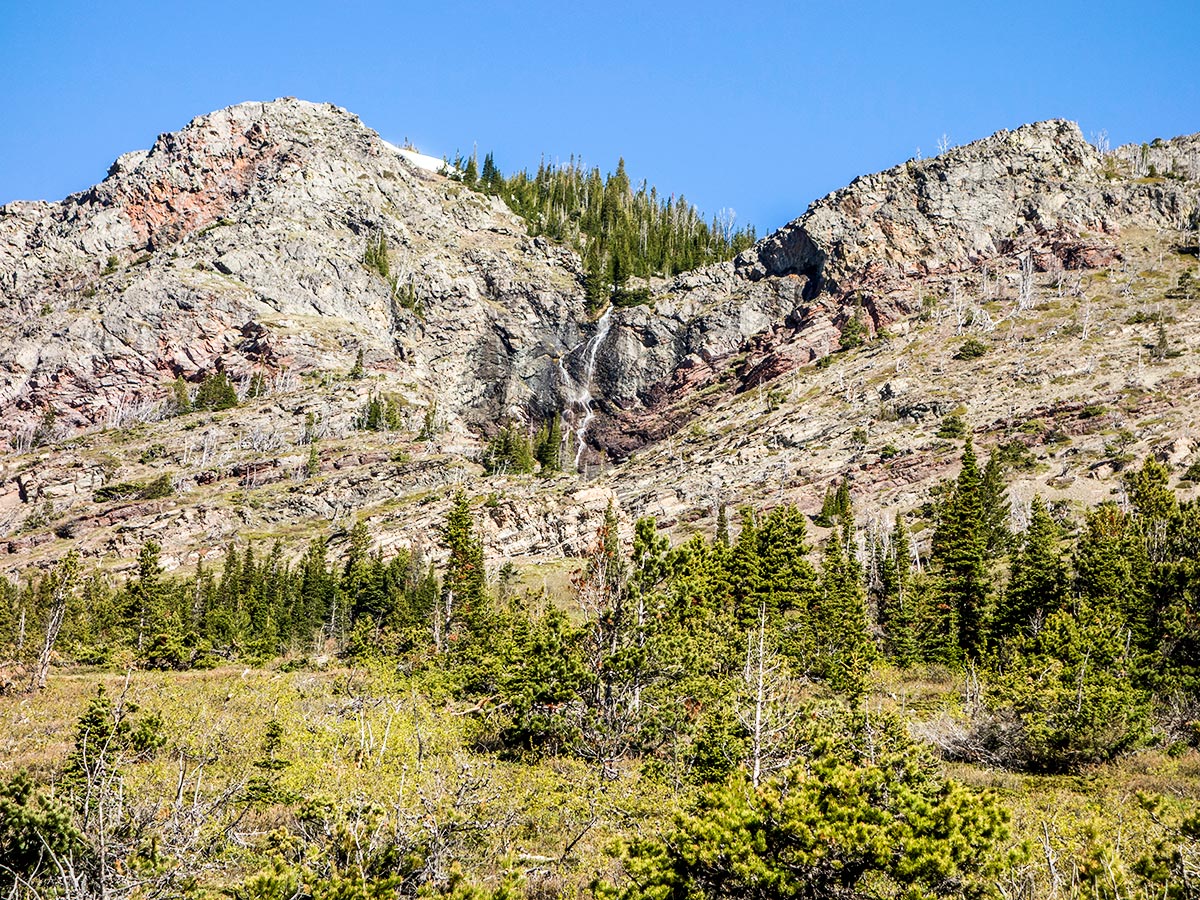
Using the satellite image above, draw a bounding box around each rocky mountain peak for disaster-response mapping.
[735,118,1189,295]
[0,104,1197,576]
[0,99,590,445]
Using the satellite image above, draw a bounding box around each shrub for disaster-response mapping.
[995,439,1037,471]
[605,710,1009,900]
[139,443,168,463]
[94,474,174,503]
[483,425,535,475]
[194,372,238,411]
[839,308,867,350]
[357,394,403,431]
[978,602,1150,772]
[0,771,84,894]
[364,232,390,279]
[953,337,989,360]
[937,414,967,438]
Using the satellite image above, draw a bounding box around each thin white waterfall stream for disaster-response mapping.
[558,305,614,471]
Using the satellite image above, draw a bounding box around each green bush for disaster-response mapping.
[980,602,1151,772]
[357,394,403,431]
[0,771,84,893]
[953,337,989,360]
[839,308,867,350]
[94,474,174,503]
[194,372,238,411]
[483,425,535,475]
[937,414,967,438]
[605,710,1009,900]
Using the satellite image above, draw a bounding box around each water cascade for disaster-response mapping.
[558,305,614,471]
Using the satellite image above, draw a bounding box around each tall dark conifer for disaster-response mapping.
[996,496,1067,643]
[931,437,990,659]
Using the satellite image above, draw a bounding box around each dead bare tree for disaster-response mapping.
[1018,253,1036,311]
[738,601,801,786]
[29,551,79,693]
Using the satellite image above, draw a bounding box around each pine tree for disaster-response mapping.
[979,453,1011,555]
[439,490,488,650]
[1075,503,1152,649]
[612,712,1010,900]
[715,502,730,547]
[1126,456,1178,563]
[877,515,919,665]
[533,416,563,474]
[126,540,165,653]
[816,531,873,702]
[171,376,192,415]
[931,438,990,660]
[996,496,1067,643]
[194,372,238,411]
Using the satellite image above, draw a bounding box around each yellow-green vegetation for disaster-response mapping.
[6,448,1200,900]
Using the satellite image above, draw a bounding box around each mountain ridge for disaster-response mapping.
[0,98,1197,575]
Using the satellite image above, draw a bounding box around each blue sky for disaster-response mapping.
[1,0,1196,234]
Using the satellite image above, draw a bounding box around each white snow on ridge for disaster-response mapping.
[382,140,455,175]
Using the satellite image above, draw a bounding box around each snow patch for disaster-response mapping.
[382,140,454,175]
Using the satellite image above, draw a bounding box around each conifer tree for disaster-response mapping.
[715,502,730,547]
[533,416,563,474]
[171,376,192,415]
[877,515,919,665]
[438,490,488,650]
[979,453,1011,555]
[480,151,503,193]
[996,496,1067,642]
[931,437,990,659]
[612,712,1009,900]
[816,531,873,702]
[126,540,165,653]
[1074,503,1152,649]
[1126,456,1178,563]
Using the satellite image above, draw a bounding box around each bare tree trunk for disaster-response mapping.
[30,552,78,693]
[750,601,767,787]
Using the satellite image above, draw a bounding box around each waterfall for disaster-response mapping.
[558,305,614,471]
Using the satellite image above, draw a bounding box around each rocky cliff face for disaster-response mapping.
[738,120,1195,290]
[0,99,590,446]
[1,102,1197,575]
[584,121,1197,458]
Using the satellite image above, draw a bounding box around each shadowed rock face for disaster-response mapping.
[0,102,1196,466]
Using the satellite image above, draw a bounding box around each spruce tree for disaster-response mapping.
[533,416,562,474]
[930,438,990,660]
[877,514,918,665]
[979,453,1011,555]
[816,531,873,702]
[996,496,1067,643]
[1074,503,1152,649]
[440,490,488,644]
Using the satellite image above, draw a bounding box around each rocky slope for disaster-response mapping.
[0,101,1197,576]
[0,99,589,444]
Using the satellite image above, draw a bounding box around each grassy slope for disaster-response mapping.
[4,664,1199,898]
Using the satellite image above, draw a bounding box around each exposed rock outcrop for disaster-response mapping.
[0,99,590,445]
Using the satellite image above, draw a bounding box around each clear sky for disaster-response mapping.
[1,0,1196,234]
